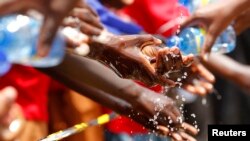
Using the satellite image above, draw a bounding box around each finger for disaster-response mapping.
[172,107,182,120]
[37,15,61,57]
[182,54,194,66]
[169,47,183,70]
[0,87,17,118]
[195,63,215,83]
[179,132,197,141]
[156,48,171,74]
[79,21,103,36]
[182,122,199,135]
[62,27,89,47]
[63,16,102,36]
[157,125,170,135]
[141,45,160,57]
[158,75,176,86]
[125,34,162,48]
[84,4,100,18]
[198,81,214,94]
[172,132,183,141]
[180,16,197,30]
[201,28,218,55]
[70,8,103,29]
[183,84,196,93]
[165,111,179,124]
[183,84,206,96]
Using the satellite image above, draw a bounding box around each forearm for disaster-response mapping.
[201,53,250,90]
[227,0,250,16]
[39,53,144,103]
[39,61,157,130]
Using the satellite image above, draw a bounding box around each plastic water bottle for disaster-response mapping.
[0,51,11,76]
[0,14,65,68]
[178,0,213,13]
[172,0,236,55]
[166,26,236,55]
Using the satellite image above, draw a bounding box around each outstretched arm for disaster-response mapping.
[201,53,250,91]
[39,53,181,125]
[39,57,198,140]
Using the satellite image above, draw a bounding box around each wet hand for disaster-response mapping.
[181,58,215,96]
[142,46,215,95]
[88,34,180,86]
[158,122,198,141]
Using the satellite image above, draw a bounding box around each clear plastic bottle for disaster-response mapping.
[172,0,236,55]
[179,0,212,13]
[0,51,11,76]
[0,14,65,68]
[166,26,236,55]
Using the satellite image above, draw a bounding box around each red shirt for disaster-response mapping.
[0,65,50,122]
[106,0,189,135]
[123,0,189,37]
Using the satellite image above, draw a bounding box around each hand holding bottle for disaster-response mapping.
[181,0,250,54]
[0,0,80,57]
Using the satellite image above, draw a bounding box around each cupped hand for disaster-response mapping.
[124,86,198,141]
[181,58,215,96]
[142,45,215,95]
[88,34,181,86]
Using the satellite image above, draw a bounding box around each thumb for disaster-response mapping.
[132,35,162,48]
[0,86,17,118]
[201,30,217,55]
[37,15,61,57]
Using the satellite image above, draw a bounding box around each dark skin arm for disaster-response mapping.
[64,6,178,87]
[39,55,198,140]
[39,53,181,125]
[63,7,215,93]
[201,53,250,91]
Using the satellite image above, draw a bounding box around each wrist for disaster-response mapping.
[118,83,147,104]
[87,32,114,59]
[229,0,250,15]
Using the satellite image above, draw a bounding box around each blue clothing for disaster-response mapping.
[86,0,142,35]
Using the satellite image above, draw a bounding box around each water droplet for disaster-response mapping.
[191,113,196,118]
[202,97,207,105]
